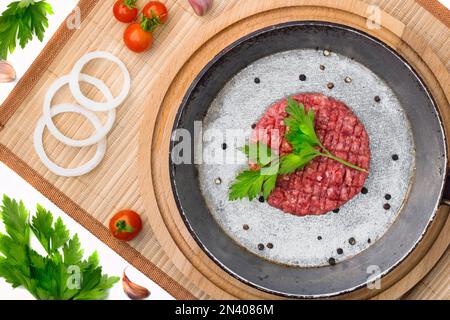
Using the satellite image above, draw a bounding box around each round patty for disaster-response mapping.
[251,93,370,216]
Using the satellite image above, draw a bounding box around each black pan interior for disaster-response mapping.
[169,21,447,298]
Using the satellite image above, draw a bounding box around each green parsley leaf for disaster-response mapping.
[278,152,318,175]
[285,97,320,148]
[0,195,29,245]
[0,1,53,60]
[30,205,53,253]
[241,142,276,167]
[63,234,84,266]
[52,217,70,252]
[84,251,100,270]
[74,273,120,300]
[284,97,367,173]
[0,255,29,288]
[229,170,263,201]
[229,156,281,201]
[31,205,70,255]
[0,195,119,300]
[262,174,277,199]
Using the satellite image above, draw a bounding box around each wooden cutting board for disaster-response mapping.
[0,0,448,299]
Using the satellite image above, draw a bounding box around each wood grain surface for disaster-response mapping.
[0,0,448,299]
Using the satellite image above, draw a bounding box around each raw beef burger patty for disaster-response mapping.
[252,93,370,216]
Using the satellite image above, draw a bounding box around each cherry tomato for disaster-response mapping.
[123,23,154,53]
[109,210,143,241]
[143,1,169,24]
[113,0,138,23]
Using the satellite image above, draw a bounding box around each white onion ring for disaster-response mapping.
[69,51,131,112]
[43,74,115,147]
[34,103,107,177]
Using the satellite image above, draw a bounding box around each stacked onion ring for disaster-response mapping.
[34,51,131,177]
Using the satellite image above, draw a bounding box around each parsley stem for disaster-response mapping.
[318,149,368,173]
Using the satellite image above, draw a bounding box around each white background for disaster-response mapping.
[0,0,449,300]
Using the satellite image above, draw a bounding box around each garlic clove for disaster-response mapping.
[0,61,16,83]
[122,269,151,300]
[188,0,213,16]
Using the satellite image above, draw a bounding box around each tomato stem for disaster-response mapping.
[115,219,135,235]
[124,0,137,9]
[140,15,160,32]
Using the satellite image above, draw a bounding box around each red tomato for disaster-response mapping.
[123,23,154,53]
[113,0,138,23]
[109,210,143,241]
[143,1,169,24]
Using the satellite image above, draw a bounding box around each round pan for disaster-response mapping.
[169,21,448,298]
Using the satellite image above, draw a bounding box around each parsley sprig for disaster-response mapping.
[229,142,279,201]
[229,97,367,201]
[0,195,119,300]
[0,0,53,60]
[285,98,367,172]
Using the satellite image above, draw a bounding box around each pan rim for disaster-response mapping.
[169,20,448,299]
